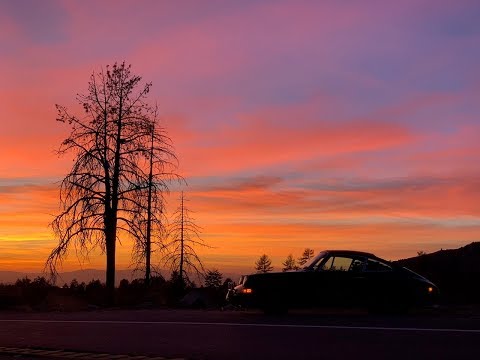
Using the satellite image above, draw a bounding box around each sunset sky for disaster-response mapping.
[1,0,479,277]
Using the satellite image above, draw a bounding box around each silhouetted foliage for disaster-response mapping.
[0,271,234,311]
[164,270,189,304]
[119,278,130,289]
[298,248,315,266]
[3,277,53,309]
[86,279,103,292]
[47,62,177,305]
[255,254,274,273]
[69,278,86,294]
[204,269,223,289]
[282,254,299,271]
[15,277,31,288]
[163,191,208,285]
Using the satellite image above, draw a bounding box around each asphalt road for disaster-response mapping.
[1,308,480,359]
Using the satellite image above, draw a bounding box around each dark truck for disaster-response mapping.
[227,250,439,314]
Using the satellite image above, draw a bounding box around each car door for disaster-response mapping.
[313,255,366,307]
[362,257,396,306]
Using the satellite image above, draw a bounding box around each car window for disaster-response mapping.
[318,256,334,271]
[332,257,352,271]
[319,256,366,272]
[321,256,353,271]
[365,258,392,272]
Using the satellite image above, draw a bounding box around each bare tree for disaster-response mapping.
[298,248,315,267]
[255,254,274,273]
[163,191,208,286]
[129,116,180,286]
[47,62,174,304]
[282,254,299,271]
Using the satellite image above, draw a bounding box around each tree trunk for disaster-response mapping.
[105,214,116,306]
[105,89,123,306]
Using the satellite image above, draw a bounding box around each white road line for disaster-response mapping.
[1,319,480,333]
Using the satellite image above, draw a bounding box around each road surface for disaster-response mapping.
[1,308,480,359]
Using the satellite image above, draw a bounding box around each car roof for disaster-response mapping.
[324,250,377,258]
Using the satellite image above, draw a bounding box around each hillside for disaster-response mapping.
[395,242,480,303]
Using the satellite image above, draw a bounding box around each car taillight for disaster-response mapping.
[242,288,253,294]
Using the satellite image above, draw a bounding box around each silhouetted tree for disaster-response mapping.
[255,254,274,273]
[69,279,79,290]
[163,191,208,285]
[119,278,130,290]
[47,62,176,305]
[282,254,299,271]
[86,279,103,292]
[298,248,315,266]
[69,279,86,294]
[168,270,188,300]
[130,114,179,287]
[204,269,223,289]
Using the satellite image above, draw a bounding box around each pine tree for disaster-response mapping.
[282,254,299,271]
[298,248,315,266]
[255,254,274,273]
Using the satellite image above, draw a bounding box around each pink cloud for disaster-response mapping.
[171,105,414,176]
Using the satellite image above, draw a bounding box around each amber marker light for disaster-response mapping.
[428,287,434,293]
[242,288,253,294]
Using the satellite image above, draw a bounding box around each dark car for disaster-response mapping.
[227,250,439,314]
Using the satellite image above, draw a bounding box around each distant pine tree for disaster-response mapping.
[255,254,274,273]
[282,254,299,271]
[298,248,315,266]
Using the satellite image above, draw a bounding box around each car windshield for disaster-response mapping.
[303,251,327,269]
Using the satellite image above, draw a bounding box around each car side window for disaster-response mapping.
[317,256,334,271]
[365,258,392,272]
[321,256,353,271]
